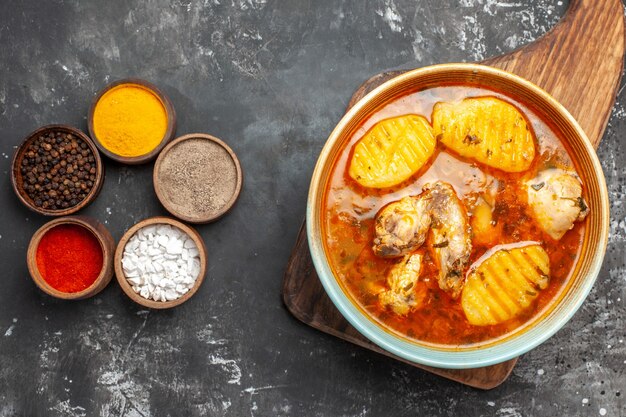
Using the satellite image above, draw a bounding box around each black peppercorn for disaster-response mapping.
[18,130,97,211]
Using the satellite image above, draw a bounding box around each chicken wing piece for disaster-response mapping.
[526,169,589,240]
[372,181,472,298]
[373,196,431,257]
[379,253,426,315]
[425,182,473,299]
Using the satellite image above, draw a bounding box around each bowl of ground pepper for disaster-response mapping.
[27,216,115,300]
[88,78,176,164]
[153,133,243,223]
[11,124,104,216]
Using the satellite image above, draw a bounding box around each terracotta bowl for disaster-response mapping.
[114,216,208,309]
[27,216,115,300]
[153,133,243,223]
[88,78,177,165]
[11,124,104,216]
[306,63,609,369]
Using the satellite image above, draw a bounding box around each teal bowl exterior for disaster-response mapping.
[306,63,609,369]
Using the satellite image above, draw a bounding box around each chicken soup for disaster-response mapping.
[323,86,588,346]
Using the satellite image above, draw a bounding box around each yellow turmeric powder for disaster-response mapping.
[93,84,168,157]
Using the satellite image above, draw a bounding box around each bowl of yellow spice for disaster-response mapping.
[88,78,176,164]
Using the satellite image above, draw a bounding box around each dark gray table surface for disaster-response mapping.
[0,1,624,416]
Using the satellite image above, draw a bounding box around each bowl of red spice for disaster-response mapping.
[11,124,104,216]
[27,216,115,300]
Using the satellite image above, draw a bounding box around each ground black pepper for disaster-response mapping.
[156,138,238,221]
[19,130,96,210]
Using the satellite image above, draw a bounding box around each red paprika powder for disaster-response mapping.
[36,224,103,293]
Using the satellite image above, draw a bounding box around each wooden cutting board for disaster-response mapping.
[283,0,625,389]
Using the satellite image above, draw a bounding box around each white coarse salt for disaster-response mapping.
[157,235,169,247]
[122,224,201,302]
[166,238,183,255]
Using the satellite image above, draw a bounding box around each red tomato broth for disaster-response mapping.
[322,86,585,346]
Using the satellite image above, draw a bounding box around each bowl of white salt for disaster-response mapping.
[114,216,207,309]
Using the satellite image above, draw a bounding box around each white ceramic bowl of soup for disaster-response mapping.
[307,63,609,369]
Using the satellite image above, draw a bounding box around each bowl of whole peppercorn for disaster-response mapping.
[11,124,104,216]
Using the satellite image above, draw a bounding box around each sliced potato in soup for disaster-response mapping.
[432,97,536,172]
[349,115,436,188]
[461,244,550,326]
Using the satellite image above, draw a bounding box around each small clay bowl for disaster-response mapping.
[153,133,243,223]
[11,124,105,216]
[114,216,208,309]
[88,78,177,165]
[27,216,115,300]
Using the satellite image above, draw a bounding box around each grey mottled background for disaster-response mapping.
[0,1,624,416]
